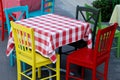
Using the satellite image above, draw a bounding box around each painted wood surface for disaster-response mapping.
[2,0,40,11]
[60,0,94,17]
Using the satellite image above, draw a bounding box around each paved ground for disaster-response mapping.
[0,0,120,80]
[60,0,94,17]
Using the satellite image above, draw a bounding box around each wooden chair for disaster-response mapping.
[4,5,29,67]
[85,4,120,58]
[11,21,60,80]
[4,5,29,34]
[66,23,118,80]
[0,0,16,41]
[29,0,55,17]
[70,5,100,49]
[0,0,5,41]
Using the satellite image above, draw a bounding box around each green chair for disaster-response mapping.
[85,4,120,58]
[85,4,105,30]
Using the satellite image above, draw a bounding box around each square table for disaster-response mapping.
[6,14,92,63]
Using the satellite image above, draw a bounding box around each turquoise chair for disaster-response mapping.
[85,4,120,58]
[29,0,55,17]
[4,5,29,70]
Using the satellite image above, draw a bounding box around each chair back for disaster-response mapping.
[4,5,29,34]
[94,23,117,61]
[76,5,100,48]
[41,0,55,14]
[11,21,36,63]
[84,4,103,29]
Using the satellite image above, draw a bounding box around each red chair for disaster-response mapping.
[66,23,118,80]
[0,0,6,41]
[0,0,16,41]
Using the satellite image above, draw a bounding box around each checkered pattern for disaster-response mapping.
[6,14,92,63]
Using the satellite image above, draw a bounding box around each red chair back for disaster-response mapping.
[94,23,118,62]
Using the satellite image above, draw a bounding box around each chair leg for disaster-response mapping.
[66,59,70,80]
[1,23,4,41]
[22,62,26,71]
[75,47,77,50]
[17,58,21,80]
[117,36,120,58]
[56,54,60,80]
[10,52,14,66]
[38,68,41,78]
[81,67,85,79]
[104,59,109,80]
[32,65,36,80]
[92,68,96,80]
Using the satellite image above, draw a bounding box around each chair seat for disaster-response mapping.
[68,48,94,68]
[36,53,52,67]
[36,53,50,63]
[19,52,53,67]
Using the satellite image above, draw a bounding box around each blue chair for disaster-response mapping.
[29,0,55,17]
[4,6,29,34]
[4,5,29,70]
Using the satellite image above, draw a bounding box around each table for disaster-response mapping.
[6,14,92,63]
[109,5,120,26]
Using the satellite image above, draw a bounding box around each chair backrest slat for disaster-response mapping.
[9,13,17,20]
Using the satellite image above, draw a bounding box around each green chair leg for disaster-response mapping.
[117,35,120,58]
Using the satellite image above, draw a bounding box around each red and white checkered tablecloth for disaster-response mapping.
[6,14,92,63]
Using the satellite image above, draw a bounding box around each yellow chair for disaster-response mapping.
[11,21,60,80]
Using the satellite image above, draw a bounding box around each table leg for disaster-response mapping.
[58,47,74,75]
